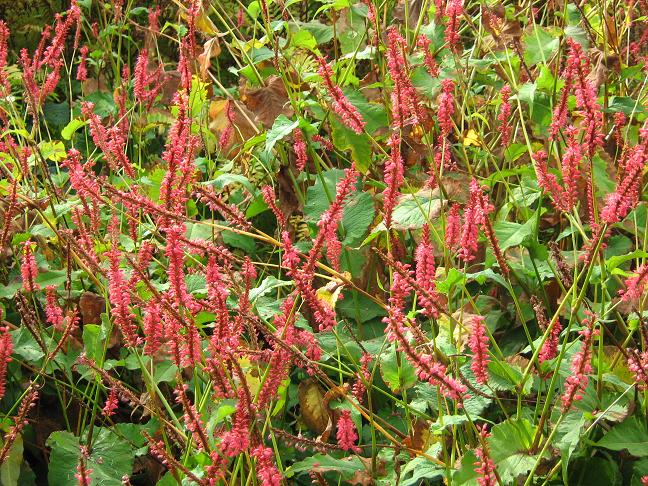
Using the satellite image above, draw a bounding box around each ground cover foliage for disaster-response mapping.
[0,0,647,484]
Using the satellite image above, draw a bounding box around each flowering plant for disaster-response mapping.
[0,0,647,484]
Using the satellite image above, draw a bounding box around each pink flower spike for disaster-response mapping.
[469,316,490,385]
[444,0,464,50]
[102,388,119,417]
[474,425,497,486]
[317,57,365,134]
[293,128,308,171]
[386,27,424,128]
[445,203,461,251]
[619,264,648,302]
[438,79,455,138]
[45,286,65,331]
[415,224,442,318]
[417,34,439,77]
[561,312,597,412]
[76,45,89,82]
[382,133,405,230]
[0,323,13,400]
[251,446,282,486]
[498,85,512,146]
[21,240,40,292]
[336,410,361,453]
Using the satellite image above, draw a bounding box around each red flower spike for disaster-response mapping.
[336,410,361,453]
[469,316,490,385]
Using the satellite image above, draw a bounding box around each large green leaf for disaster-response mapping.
[523,27,559,66]
[341,190,374,246]
[494,217,536,251]
[285,454,365,480]
[330,90,387,173]
[597,416,648,456]
[265,115,299,154]
[400,445,444,486]
[47,429,135,485]
[490,418,543,483]
[304,168,374,245]
[380,345,417,393]
[0,434,23,486]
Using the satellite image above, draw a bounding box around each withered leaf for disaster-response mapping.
[298,379,331,435]
[403,417,432,452]
[241,76,293,128]
[208,98,258,154]
[198,37,221,80]
[78,292,106,326]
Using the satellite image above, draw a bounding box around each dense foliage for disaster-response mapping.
[0,0,647,484]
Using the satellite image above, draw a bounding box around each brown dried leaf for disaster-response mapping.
[347,457,386,485]
[208,98,258,154]
[403,417,431,452]
[298,379,331,435]
[241,76,293,128]
[78,292,105,326]
[197,37,221,80]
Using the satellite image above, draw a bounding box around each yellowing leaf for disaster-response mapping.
[239,356,261,397]
[316,278,346,310]
[462,129,482,147]
[298,379,331,435]
[194,10,219,36]
[198,37,221,79]
[173,0,219,36]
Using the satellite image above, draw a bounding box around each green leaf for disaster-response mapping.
[569,456,621,486]
[631,458,648,486]
[249,276,293,302]
[153,361,178,384]
[380,345,417,393]
[82,325,103,362]
[400,446,444,486]
[430,415,469,434]
[331,90,387,172]
[523,27,559,66]
[452,449,479,485]
[43,102,71,128]
[435,268,466,294]
[222,229,256,253]
[606,250,648,273]
[299,20,334,44]
[341,190,374,246]
[0,281,21,299]
[606,96,646,115]
[337,291,386,323]
[265,115,299,154]
[494,217,536,251]
[331,119,372,173]
[10,327,45,363]
[61,119,87,140]
[0,434,23,486]
[555,411,586,479]
[593,154,616,197]
[597,416,648,456]
[185,221,214,241]
[38,141,67,162]
[490,418,541,483]
[290,29,317,51]
[47,429,134,486]
[85,91,117,118]
[304,168,373,245]
[305,169,344,219]
[564,25,589,48]
[285,454,365,480]
[35,270,68,288]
